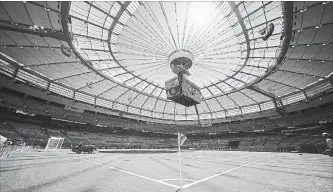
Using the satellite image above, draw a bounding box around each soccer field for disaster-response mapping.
[1,150,332,192]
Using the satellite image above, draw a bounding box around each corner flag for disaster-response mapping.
[177,132,187,189]
[178,133,187,146]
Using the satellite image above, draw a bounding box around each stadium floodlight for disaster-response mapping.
[44,137,65,152]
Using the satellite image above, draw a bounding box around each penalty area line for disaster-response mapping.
[182,155,274,189]
[82,158,180,189]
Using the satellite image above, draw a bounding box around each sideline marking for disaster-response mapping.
[182,155,273,189]
[82,158,180,189]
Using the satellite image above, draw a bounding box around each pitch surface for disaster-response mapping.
[1,150,332,192]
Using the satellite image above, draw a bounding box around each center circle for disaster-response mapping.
[168,50,194,74]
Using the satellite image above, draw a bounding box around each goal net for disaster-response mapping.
[45,137,64,152]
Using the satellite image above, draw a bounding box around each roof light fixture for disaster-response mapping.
[300,7,307,12]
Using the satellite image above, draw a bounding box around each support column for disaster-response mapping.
[12,68,19,81]
[23,94,28,103]
[194,105,201,126]
[277,98,283,108]
[46,81,51,94]
[303,90,309,102]
[329,78,333,87]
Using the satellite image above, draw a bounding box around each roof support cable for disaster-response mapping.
[114,89,131,103]
[127,92,140,107]
[96,84,119,97]
[193,64,238,84]
[182,22,195,50]
[118,35,168,56]
[133,12,173,52]
[203,100,213,119]
[142,65,168,80]
[159,2,178,50]
[206,87,226,111]
[190,19,231,52]
[150,91,163,114]
[75,79,104,91]
[240,91,260,105]
[174,2,180,50]
[193,46,241,58]
[180,2,190,49]
[23,61,79,68]
[277,69,322,78]
[184,24,202,51]
[52,71,93,81]
[186,4,224,51]
[84,1,115,19]
[211,86,228,118]
[125,23,170,54]
[143,2,176,51]
[191,32,237,54]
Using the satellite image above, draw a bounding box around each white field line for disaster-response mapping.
[182,155,274,189]
[82,158,180,189]
[183,157,254,165]
[160,178,197,182]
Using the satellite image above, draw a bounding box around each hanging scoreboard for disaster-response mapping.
[165,75,201,107]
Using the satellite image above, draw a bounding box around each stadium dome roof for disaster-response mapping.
[0,1,332,124]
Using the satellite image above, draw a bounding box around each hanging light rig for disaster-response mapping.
[165,50,202,107]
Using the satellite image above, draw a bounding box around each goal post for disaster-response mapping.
[45,137,64,152]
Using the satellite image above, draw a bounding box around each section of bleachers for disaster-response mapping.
[208,139,219,149]
[215,138,229,149]
[25,97,47,116]
[0,122,26,144]
[238,137,254,149]
[0,91,24,110]
[278,136,299,147]
[199,139,210,149]
[264,136,283,149]
[5,121,49,146]
[252,137,267,148]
